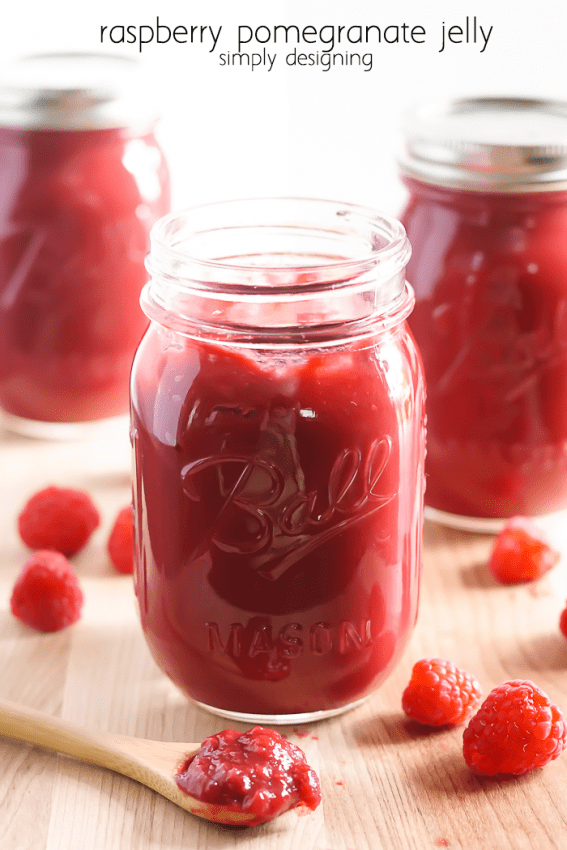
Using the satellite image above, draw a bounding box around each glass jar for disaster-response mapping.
[131,198,426,724]
[0,53,170,437]
[399,97,567,530]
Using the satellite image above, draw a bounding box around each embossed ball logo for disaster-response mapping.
[180,436,395,581]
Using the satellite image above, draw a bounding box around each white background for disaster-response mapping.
[1,0,566,217]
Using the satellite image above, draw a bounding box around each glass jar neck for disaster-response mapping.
[143,199,412,346]
[402,175,567,211]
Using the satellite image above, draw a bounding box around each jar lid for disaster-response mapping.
[399,97,567,193]
[0,53,159,130]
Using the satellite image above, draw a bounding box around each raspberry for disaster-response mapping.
[463,679,567,776]
[488,516,560,584]
[18,485,100,556]
[107,506,134,574]
[559,602,567,639]
[10,550,84,632]
[402,658,483,726]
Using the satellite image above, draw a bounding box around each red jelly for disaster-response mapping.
[0,54,170,434]
[400,98,567,527]
[131,199,426,721]
[175,726,321,826]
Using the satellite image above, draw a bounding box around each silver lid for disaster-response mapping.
[399,97,567,193]
[0,53,159,131]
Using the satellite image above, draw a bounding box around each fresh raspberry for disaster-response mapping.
[402,658,483,726]
[463,679,567,776]
[559,602,567,639]
[10,550,84,632]
[488,517,560,584]
[18,485,100,556]
[107,506,134,574]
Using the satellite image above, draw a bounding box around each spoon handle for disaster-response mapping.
[0,697,257,824]
[0,696,196,779]
[0,696,117,761]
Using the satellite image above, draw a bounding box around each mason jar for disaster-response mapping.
[0,53,170,437]
[400,97,567,530]
[131,198,426,724]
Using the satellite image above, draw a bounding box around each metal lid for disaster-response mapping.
[399,97,567,193]
[0,53,159,130]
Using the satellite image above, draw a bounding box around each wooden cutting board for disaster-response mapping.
[1,422,566,850]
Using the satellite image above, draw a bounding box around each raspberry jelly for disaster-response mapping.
[400,97,567,529]
[175,726,321,826]
[131,199,426,723]
[0,54,170,437]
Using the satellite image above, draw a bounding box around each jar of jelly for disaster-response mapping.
[400,97,567,530]
[131,199,426,723]
[0,53,170,437]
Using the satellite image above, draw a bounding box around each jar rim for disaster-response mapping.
[146,197,411,297]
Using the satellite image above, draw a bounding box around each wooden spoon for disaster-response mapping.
[0,696,256,826]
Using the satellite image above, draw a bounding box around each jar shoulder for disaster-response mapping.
[402,190,567,302]
[131,325,425,443]
[0,128,170,217]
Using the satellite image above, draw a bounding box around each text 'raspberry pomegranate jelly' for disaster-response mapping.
[0,53,170,438]
[400,97,567,531]
[131,199,426,723]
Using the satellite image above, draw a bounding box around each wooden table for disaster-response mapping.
[1,422,567,850]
